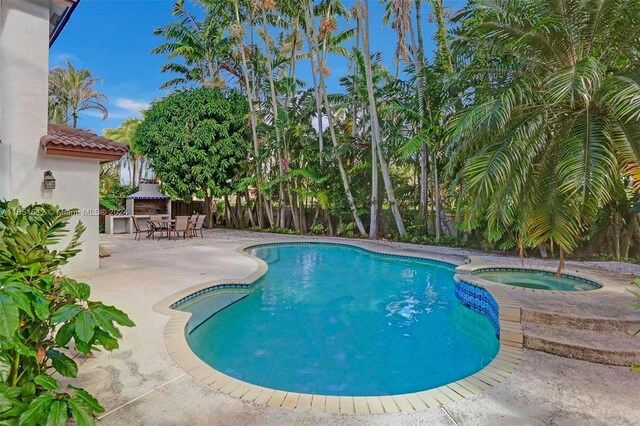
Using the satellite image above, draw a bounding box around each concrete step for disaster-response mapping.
[522,308,640,333]
[523,322,640,366]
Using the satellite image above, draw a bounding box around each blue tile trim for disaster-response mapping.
[245,242,457,269]
[454,280,500,338]
[470,267,602,289]
[170,283,253,309]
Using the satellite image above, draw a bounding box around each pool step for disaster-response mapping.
[522,308,640,333]
[522,322,639,366]
[179,289,250,334]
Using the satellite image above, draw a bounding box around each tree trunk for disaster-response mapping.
[415,0,428,226]
[326,211,335,236]
[300,195,308,233]
[289,186,301,231]
[260,7,287,229]
[224,195,240,228]
[612,212,621,260]
[306,2,367,236]
[358,0,405,238]
[204,190,214,229]
[235,193,244,229]
[434,157,441,240]
[620,213,637,259]
[246,191,256,228]
[556,246,565,276]
[233,0,264,229]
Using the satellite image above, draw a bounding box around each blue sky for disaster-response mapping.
[50,0,461,135]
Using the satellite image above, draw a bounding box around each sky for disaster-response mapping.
[50,0,462,135]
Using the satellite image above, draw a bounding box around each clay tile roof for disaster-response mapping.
[41,123,129,162]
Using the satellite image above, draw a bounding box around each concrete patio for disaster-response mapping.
[67,230,640,425]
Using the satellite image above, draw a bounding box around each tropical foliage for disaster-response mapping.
[103,118,151,187]
[0,200,134,425]
[134,88,249,227]
[143,0,640,265]
[448,0,640,269]
[48,60,108,128]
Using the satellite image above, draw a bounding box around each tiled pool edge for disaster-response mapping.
[153,241,524,415]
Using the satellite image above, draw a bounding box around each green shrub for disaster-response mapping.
[308,223,326,236]
[0,199,134,425]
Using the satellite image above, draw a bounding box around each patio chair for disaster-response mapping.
[148,215,168,239]
[169,216,192,240]
[131,216,151,241]
[190,214,206,238]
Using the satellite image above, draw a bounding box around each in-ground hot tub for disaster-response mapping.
[472,268,602,291]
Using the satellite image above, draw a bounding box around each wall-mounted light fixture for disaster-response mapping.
[43,171,56,190]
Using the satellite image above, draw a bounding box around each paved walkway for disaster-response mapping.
[68,230,640,425]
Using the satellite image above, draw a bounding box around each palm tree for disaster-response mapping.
[355,0,406,238]
[48,60,108,128]
[449,0,640,271]
[305,0,367,235]
[229,0,270,228]
[103,118,149,187]
[152,0,237,89]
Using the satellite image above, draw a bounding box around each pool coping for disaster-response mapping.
[153,240,524,414]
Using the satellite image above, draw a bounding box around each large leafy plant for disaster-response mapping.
[0,199,134,425]
[448,0,640,270]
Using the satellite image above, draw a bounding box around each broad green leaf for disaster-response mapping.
[62,279,90,301]
[32,295,50,321]
[51,305,82,324]
[0,293,19,338]
[74,338,92,354]
[33,375,60,391]
[0,353,11,382]
[93,304,135,327]
[46,400,68,426]
[21,383,35,399]
[91,310,121,338]
[0,393,12,412]
[68,398,95,426]
[19,393,53,425]
[69,387,104,413]
[94,330,119,351]
[75,311,95,343]
[55,323,75,347]
[4,286,33,319]
[47,350,78,378]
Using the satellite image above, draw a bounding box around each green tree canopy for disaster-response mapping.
[448,0,640,268]
[134,88,249,224]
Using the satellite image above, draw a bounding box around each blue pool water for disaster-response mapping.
[184,244,499,396]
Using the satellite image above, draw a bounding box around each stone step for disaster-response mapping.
[523,322,640,366]
[522,308,640,333]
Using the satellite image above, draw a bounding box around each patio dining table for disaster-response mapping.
[147,219,175,239]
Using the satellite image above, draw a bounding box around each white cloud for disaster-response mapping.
[51,53,80,66]
[79,110,128,120]
[114,98,150,114]
[79,110,107,118]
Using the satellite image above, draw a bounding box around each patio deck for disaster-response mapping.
[67,230,640,425]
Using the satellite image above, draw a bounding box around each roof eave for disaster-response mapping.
[49,0,80,47]
[42,145,126,162]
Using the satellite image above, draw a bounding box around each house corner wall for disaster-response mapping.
[0,0,100,272]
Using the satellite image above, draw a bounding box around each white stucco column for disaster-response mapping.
[0,0,100,272]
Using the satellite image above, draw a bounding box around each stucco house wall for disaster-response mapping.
[0,0,100,272]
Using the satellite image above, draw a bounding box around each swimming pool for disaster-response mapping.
[473,268,602,291]
[180,243,500,396]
